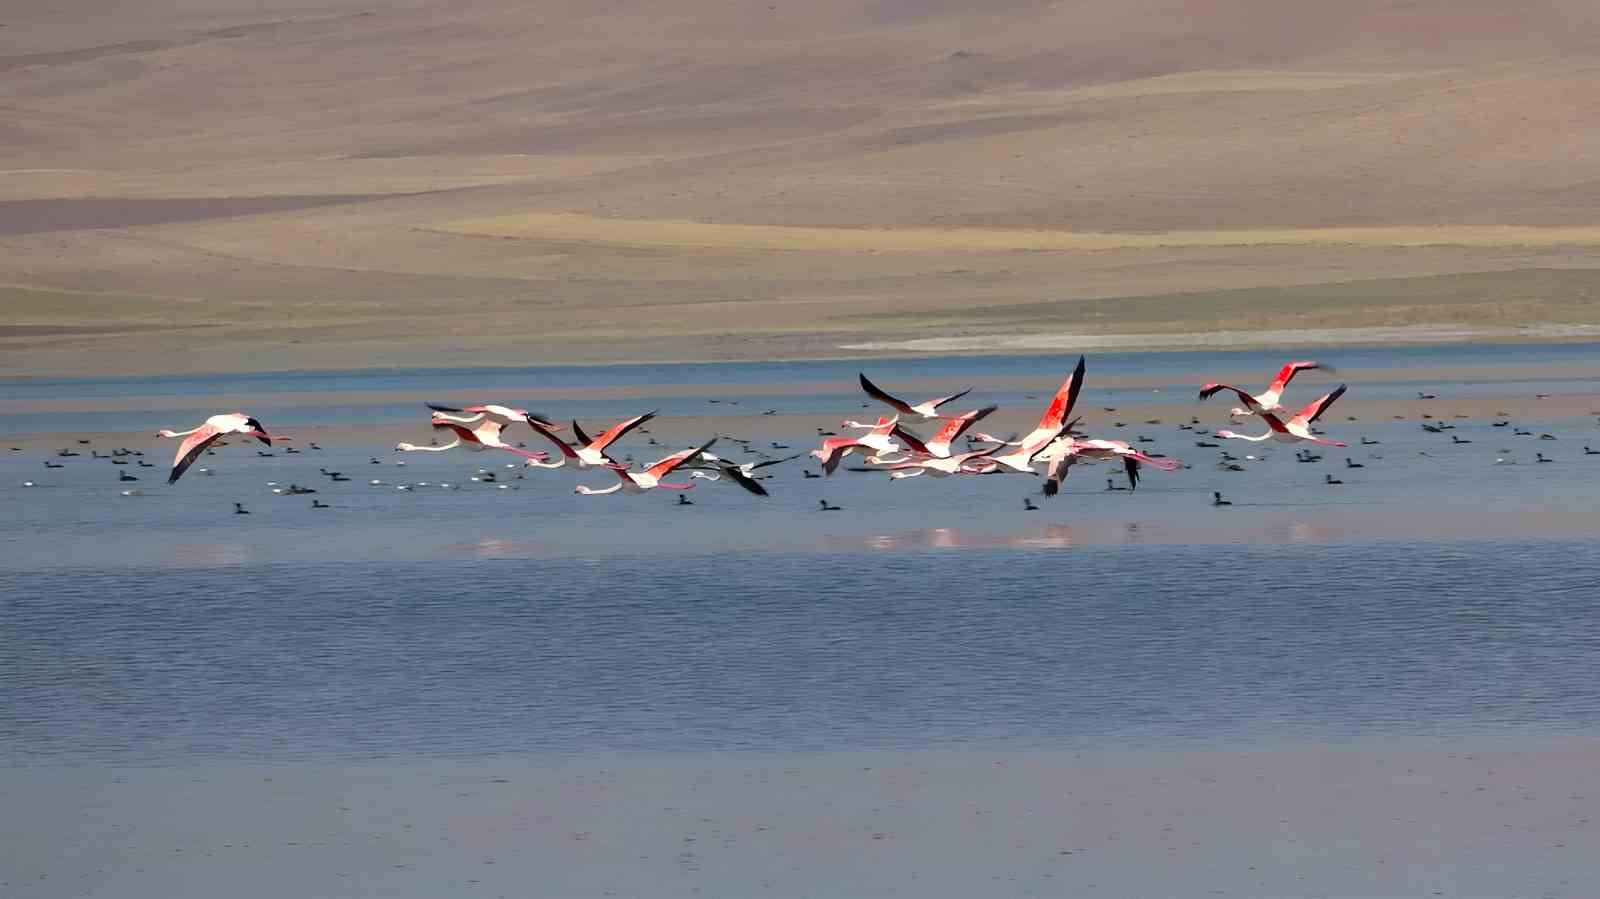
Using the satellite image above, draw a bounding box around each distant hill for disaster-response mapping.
[4,1,1600,374]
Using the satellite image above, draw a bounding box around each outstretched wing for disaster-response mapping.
[523,416,579,460]
[647,437,717,479]
[1268,360,1331,394]
[1122,456,1141,491]
[589,411,657,453]
[927,405,997,454]
[1197,383,1261,409]
[891,423,931,456]
[243,417,272,447]
[1036,355,1086,433]
[925,387,973,412]
[858,374,915,415]
[716,463,769,496]
[1296,384,1348,424]
[748,453,804,471]
[168,426,222,484]
[1041,452,1076,497]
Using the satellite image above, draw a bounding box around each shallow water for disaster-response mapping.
[3,343,1600,765]
[4,541,1600,764]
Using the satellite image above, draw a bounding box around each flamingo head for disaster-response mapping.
[156,429,179,438]
[1216,430,1239,439]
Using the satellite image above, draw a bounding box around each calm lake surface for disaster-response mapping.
[3,342,1599,764]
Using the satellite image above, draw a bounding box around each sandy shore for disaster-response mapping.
[4,738,1597,898]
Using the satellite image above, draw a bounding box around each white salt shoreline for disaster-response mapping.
[5,737,1598,898]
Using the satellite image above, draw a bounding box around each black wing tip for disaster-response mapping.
[425,403,463,412]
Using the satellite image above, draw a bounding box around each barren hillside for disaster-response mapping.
[4,0,1600,374]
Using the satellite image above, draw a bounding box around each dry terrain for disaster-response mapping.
[4,0,1600,375]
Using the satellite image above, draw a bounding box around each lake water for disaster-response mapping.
[3,342,1600,765]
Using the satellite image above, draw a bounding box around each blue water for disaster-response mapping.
[3,340,1598,434]
[4,343,1600,765]
[3,541,1598,764]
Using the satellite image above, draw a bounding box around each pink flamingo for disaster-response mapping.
[522,411,656,469]
[860,447,1002,479]
[988,356,1086,473]
[425,403,562,430]
[1199,360,1332,418]
[157,413,284,484]
[1033,436,1181,496]
[400,411,551,461]
[857,374,973,419]
[574,440,716,495]
[811,416,911,475]
[1218,385,1349,447]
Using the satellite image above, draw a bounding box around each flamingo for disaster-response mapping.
[988,356,1087,473]
[425,403,562,431]
[1033,436,1181,497]
[918,406,998,458]
[1217,385,1349,447]
[857,374,972,419]
[857,447,1001,479]
[404,412,551,462]
[523,412,655,469]
[157,413,283,484]
[574,439,716,495]
[811,416,910,475]
[1199,360,1333,417]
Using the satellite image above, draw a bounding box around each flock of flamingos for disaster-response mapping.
[146,357,1350,504]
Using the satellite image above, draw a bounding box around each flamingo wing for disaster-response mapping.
[646,438,716,479]
[858,374,916,415]
[524,416,580,460]
[925,387,973,412]
[1042,452,1076,497]
[748,453,804,470]
[1122,456,1141,491]
[891,423,931,456]
[716,463,769,496]
[1296,384,1348,424]
[243,417,272,447]
[928,405,997,453]
[168,425,222,484]
[1268,360,1331,393]
[1197,383,1261,409]
[1037,355,1087,433]
[590,411,657,452]
[814,439,860,475]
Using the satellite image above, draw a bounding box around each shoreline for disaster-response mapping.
[4,330,1600,384]
[5,736,1597,898]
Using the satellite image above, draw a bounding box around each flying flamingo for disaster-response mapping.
[425,403,563,431]
[399,412,550,462]
[856,447,1001,479]
[1217,385,1350,447]
[1199,360,1332,418]
[987,355,1086,473]
[157,413,283,484]
[919,406,998,458]
[858,374,973,419]
[522,412,656,469]
[1033,436,1181,497]
[574,439,716,495]
[811,416,910,475]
